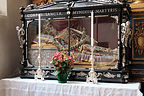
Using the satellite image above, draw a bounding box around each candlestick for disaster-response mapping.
[86,10,98,84]
[91,10,94,47]
[35,14,44,80]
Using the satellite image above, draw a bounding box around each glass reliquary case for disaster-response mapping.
[17,0,131,83]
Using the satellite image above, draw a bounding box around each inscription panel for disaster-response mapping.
[24,8,119,19]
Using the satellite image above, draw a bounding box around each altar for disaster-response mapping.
[0,77,142,96]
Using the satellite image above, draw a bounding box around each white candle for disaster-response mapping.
[91,10,94,46]
[38,14,41,47]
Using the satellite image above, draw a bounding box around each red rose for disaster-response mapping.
[52,56,57,60]
[58,55,62,60]
[54,52,61,57]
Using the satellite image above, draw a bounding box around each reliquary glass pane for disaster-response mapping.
[27,16,118,69]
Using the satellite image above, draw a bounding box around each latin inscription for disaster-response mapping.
[25,8,118,18]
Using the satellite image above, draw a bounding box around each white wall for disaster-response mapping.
[0,0,29,79]
[0,0,7,16]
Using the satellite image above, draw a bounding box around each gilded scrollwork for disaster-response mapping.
[25,4,37,10]
[123,74,128,79]
[32,0,47,6]
[17,20,32,65]
[121,21,132,48]
[133,22,144,55]
[126,21,132,48]
[121,22,126,45]
[16,24,26,65]
[121,21,132,64]
[103,72,116,78]
[117,74,121,78]
[16,24,25,49]
[28,70,36,75]
[76,72,87,77]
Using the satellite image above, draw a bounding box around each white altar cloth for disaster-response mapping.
[0,77,142,96]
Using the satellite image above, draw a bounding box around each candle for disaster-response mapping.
[38,14,41,47]
[91,10,94,46]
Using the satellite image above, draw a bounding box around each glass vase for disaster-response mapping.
[57,73,68,83]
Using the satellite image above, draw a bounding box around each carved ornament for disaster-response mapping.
[133,22,144,55]
[32,0,47,5]
[103,72,116,78]
[16,25,25,49]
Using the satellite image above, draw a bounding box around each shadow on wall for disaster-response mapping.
[0,0,30,79]
[140,82,144,95]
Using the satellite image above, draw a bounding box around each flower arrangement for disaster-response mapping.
[51,52,75,75]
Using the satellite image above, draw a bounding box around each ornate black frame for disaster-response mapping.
[18,0,131,83]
